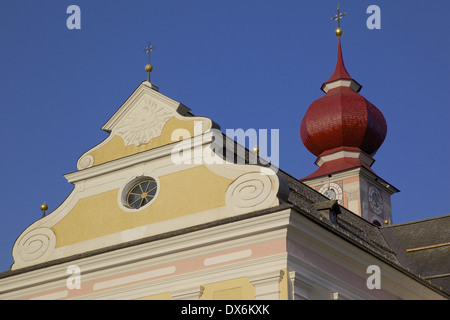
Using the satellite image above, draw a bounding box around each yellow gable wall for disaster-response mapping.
[51,165,233,248]
[87,116,195,167]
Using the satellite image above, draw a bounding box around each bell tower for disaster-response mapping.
[299,6,399,225]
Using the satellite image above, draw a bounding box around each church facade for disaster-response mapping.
[0,23,448,300]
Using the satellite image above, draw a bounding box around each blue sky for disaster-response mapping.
[0,0,449,272]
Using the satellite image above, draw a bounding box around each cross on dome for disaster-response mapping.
[331,3,346,37]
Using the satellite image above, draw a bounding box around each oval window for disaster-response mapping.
[126,178,158,209]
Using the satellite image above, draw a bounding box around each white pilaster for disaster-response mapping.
[249,270,283,300]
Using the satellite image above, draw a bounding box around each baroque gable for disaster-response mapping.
[11,80,288,270]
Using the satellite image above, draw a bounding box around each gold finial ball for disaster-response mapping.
[145,64,153,72]
[335,27,343,37]
[252,146,260,155]
[40,202,48,212]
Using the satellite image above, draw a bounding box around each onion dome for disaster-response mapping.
[300,38,387,159]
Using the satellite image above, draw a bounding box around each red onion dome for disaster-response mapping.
[300,38,387,157]
[300,86,387,157]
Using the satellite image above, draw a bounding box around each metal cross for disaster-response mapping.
[144,42,155,64]
[331,3,346,27]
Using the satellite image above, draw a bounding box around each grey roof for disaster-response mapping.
[380,216,450,294]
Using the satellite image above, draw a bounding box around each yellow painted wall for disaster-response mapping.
[278,269,289,300]
[51,165,233,247]
[87,116,195,166]
[199,277,256,300]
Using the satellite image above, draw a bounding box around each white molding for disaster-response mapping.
[248,270,283,300]
[171,286,202,300]
[322,79,361,93]
[92,266,176,291]
[204,249,252,266]
[315,150,375,167]
[288,270,313,300]
[30,290,69,300]
[72,253,288,300]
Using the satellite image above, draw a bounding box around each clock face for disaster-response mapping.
[323,189,336,200]
[318,182,343,203]
[368,185,383,215]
